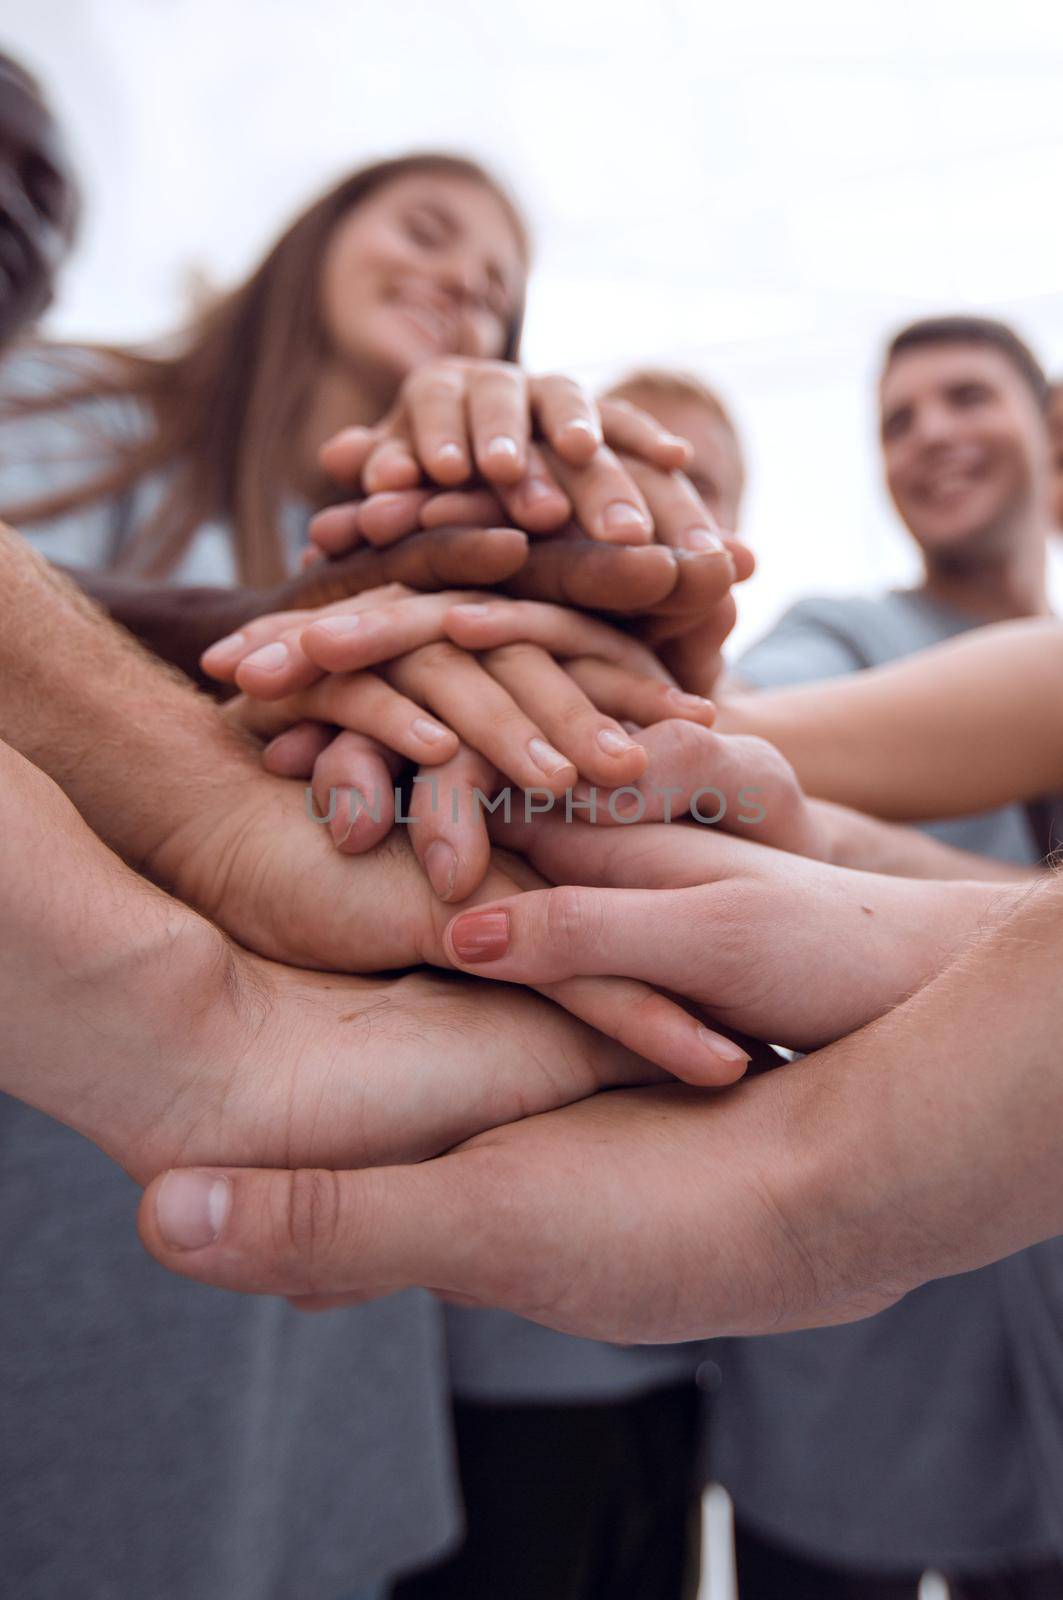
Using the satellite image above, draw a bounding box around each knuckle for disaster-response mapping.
[544,885,602,952]
[280,1168,344,1268]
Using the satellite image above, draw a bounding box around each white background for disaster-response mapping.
[5,0,1063,647]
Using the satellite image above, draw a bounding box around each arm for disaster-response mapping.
[715,616,1063,820]
[0,525,730,1076]
[135,866,1063,1342]
[0,736,660,1189]
[58,524,531,683]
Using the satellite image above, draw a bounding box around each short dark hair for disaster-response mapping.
[884,316,1049,410]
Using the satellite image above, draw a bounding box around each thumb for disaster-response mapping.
[137,1162,471,1301]
[443,884,710,997]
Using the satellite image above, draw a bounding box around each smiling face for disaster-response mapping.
[319,170,526,391]
[0,59,77,345]
[879,342,1048,567]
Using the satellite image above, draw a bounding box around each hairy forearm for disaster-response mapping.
[0,737,226,1134]
[61,567,272,686]
[0,522,263,868]
[716,617,1063,820]
[813,798,1038,881]
[773,870,1063,1318]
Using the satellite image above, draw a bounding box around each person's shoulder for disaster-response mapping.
[0,340,148,440]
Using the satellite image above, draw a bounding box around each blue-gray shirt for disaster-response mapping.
[707,589,1060,1574]
[0,345,462,1597]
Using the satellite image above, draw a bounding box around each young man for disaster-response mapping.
[715,316,1061,1599]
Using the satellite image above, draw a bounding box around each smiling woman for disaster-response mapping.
[0,151,529,585]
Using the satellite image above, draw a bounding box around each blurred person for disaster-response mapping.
[0,48,77,343]
[0,149,720,682]
[399,365,748,1600]
[605,366,746,532]
[713,315,1062,1600]
[1049,380,1063,531]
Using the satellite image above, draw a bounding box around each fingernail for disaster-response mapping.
[698,1028,750,1065]
[529,737,572,777]
[413,716,451,745]
[597,727,636,756]
[202,631,246,662]
[313,614,363,637]
[561,418,599,443]
[602,501,649,535]
[449,602,493,618]
[668,688,714,711]
[243,641,289,672]
[155,1170,231,1251]
[437,442,466,466]
[486,434,519,462]
[680,527,725,553]
[449,908,510,962]
[520,478,557,505]
[425,840,458,900]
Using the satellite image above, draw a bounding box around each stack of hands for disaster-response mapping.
[4,358,1026,1344]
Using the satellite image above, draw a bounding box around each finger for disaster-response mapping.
[237,673,460,766]
[547,444,654,545]
[494,442,572,534]
[363,435,423,494]
[489,807,747,890]
[443,886,748,1079]
[234,628,327,699]
[563,659,715,730]
[419,488,506,528]
[598,396,691,470]
[633,548,738,646]
[408,744,495,902]
[468,364,530,483]
[403,365,472,484]
[308,501,365,556]
[300,546,325,571]
[310,731,398,854]
[261,720,335,778]
[318,424,375,486]
[293,527,529,609]
[536,975,749,1085]
[300,591,486,673]
[386,643,578,796]
[623,458,725,553]
[201,607,316,683]
[530,374,602,463]
[299,673,461,766]
[507,533,679,612]
[444,884,711,992]
[356,489,435,546]
[483,642,649,787]
[138,1162,470,1300]
[445,597,671,676]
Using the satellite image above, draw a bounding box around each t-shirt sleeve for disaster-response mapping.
[0,347,146,572]
[734,598,875,689]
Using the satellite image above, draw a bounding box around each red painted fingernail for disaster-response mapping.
[449,909,510,962]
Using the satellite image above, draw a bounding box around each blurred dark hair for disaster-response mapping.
[884,316,1048,410]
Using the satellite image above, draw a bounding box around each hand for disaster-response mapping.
[4,737,682,1195]
[145,773,749,1081]
[134,1077,901,1340]
[205,588,718,815]
[317,359,690,541]
[441,811,1014,1050]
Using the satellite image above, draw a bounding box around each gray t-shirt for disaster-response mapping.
[0,346,461,1597]
[707,589,1060,1573]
